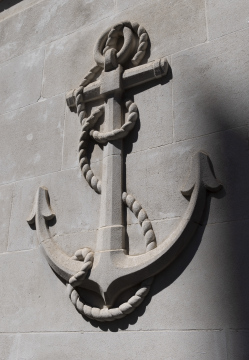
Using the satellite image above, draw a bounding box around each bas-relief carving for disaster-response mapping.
[27,22,222,322]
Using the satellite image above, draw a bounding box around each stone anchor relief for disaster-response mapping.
[27,22,222,322]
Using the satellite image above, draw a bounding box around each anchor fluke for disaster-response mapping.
[181,151,222,196]
[27,186,55,242]
[28,187,86,283]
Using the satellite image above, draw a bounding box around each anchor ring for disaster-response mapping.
[94,25,136,68]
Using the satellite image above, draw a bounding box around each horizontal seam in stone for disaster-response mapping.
[0,8,116,67]
[126,124,248,157]
[170,27,249,59]
[0,329,230,335]
[0,91,65,118]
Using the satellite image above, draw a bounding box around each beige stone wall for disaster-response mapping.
[0,0,248,358]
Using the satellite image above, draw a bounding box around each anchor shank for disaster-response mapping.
[96,94,125,252]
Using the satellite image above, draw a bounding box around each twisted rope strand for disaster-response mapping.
[79,65,101,87]
[78,105,105,194]
[69,248,94,287]
[67,274,154,322]
[122,192,157,252]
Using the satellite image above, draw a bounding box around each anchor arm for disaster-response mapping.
[27,187,83,282]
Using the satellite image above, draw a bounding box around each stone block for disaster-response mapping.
[124,72,173,153]
[172,28,249,141]
[0,95,65,185]
[0,184,13,253]
[15,330,226,360]
[206,0,249,40]
[0,0,115,64]
[8,167,101,252]
[0,47,44,115]
[114,0,207,59]
[227,330,249,360]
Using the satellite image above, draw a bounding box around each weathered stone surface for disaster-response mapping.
[0,0,115,64]
[0,47,44,115]
[8,167,101,252]
[0,334,18,360]
[0,95,65,186]
[14,330,226,360]
[172,29,249,141]
[0,184,13,253]
[206,0,249,40]
[0,249,92,332]
[227,330,249,359]
[42,28,98,99]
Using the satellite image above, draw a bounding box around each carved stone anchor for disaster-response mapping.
[27,22,222,322]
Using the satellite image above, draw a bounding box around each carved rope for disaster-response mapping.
[102,21,148,67]
[69,248,94,287]
[67,247,153,321]
[122,192,157,252]
[78,105,105,194]
[90,100,138,144]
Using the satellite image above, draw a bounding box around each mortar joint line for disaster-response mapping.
[39,46,47,100]
[60,97,67,172]
[204,0,210,42]
[6,183,15,253]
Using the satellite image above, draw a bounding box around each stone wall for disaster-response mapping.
[0,0,248,359]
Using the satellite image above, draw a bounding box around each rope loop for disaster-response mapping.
[94,21,148,68]
[90,100,138,144]
[68,247,154,322]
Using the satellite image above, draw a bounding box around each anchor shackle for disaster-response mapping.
[94,25,136,71]
[93,21,149,71]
